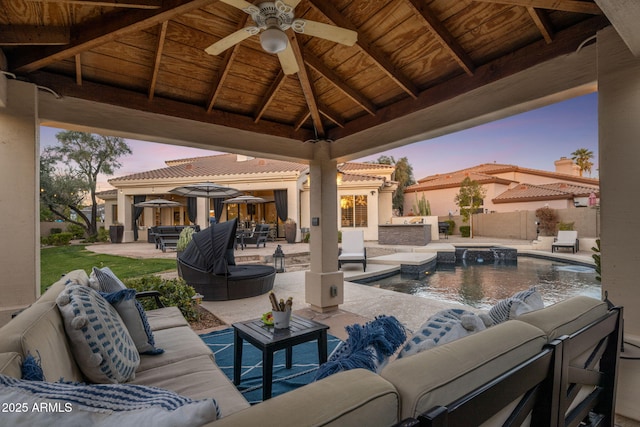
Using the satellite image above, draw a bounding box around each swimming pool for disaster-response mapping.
[355,256,600,310]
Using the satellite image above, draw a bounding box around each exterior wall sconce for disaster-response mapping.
[273,244,285,273]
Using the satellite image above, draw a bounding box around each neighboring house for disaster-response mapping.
[404,158,599,216]
[99,154,396,242]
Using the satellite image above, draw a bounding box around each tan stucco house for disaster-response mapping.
[100,153,397,242]
[404,158,599,216]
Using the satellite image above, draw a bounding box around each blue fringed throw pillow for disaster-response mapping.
[315,315,406,381]
[101,289,164,355]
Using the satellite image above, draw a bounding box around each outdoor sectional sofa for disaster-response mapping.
[0,268,621,427]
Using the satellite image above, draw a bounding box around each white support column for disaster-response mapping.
[0,80,39,324]
[117,192,135,242]
[597,26,640,422]
[305,141,344,312]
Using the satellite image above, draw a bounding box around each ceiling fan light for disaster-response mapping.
[260,27,288,53]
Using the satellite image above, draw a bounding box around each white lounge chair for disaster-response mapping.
[339,230,367,271]
[552,230,579,253]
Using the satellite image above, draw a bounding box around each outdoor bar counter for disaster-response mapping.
[378,223,432,246]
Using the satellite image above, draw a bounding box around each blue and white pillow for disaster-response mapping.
[21,353,45,382]
[101,289,164,356]
[90,266,127,292]
[397,308,492,359]
[0,374,220,426]
[90,267,163,355]
[56,285,139,383]
[489,287,544,324]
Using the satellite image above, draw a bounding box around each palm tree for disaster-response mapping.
[571,148,594,177]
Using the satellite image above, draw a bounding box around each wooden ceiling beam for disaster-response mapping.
[307,0,420,99]
[328,15,609,142]
[26,0,162,8]
[473,0,602,15]
[289,32,325,138]
[9,0,213,73]
[74,54,82,85]
[303,48,377,116]
[148,21,168,101]
[254,70,287,123]
[318,103,345,128]
[29,70,315,141]
[405,0,475,76]
[0,25,70,45]
[294,111,311,132]
[207,14,249,113]
[527,7,554,43]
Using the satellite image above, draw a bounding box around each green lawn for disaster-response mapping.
[41,245,178,293]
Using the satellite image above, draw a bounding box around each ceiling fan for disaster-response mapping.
[205,0,358,75]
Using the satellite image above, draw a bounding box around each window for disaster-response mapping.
[340,195,368,227]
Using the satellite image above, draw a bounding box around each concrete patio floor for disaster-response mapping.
[88,235,597,341]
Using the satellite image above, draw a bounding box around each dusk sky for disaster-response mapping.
[40,92,598,191]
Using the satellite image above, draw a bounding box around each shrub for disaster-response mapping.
[460,225,470,237]
[176,227,196,252]
[50,228,62,235]
[558,221,574,231]
[535,206,558,236]
[45,232,73,246]
[66,223,86,239]
[302,232,310,243]
[124,275,200,322]
[338,230,342,243]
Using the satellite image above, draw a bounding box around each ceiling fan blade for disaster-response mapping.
[276,0,302,12]
[205,27,259,56]
[291,19,357,46]
[219,0,260,14]
[277,43,299,75]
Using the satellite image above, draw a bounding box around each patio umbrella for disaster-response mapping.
[168,182,241,199]
[169,182,241,225]
[134,198,182,226]
[223,195,267,222]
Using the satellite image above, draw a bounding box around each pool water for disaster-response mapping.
[358,257,600,310]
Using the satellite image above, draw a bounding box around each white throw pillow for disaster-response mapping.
[56,285,139,383]
[0,374,220,426]
[489,287,544,325]
[90,266,127,292]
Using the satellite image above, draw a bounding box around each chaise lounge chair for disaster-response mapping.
[242,223,270,248]
[338,229,367,271]
[177,219,275,301]
[551,230,579,253]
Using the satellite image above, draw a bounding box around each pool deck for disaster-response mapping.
[88,235,596,339]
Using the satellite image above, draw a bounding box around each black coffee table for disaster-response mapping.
[232,314,329,401]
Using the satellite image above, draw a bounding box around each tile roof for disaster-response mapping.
[110,153,309,183]
[492,183,599,203]
[339,162,395,172]
[406,171,514,192]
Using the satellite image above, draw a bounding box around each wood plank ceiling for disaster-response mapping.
[0,0,608,145]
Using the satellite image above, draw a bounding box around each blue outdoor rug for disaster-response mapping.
[200,328,342,404]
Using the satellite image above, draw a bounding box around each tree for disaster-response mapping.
[41,131,131,237]
[571,148,594,177]
[374,155,415,215]
[454,177,487,223]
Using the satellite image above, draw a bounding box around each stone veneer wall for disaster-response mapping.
[378,224,431,245]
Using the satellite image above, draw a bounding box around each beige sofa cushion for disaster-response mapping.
[137,326,213,373]
[212,369,399,427]
[146,306,190,331]
[381,320,546,420]
[132,354,250,418]
[0,301,83,382]
[0,352,22,378]
[37,269,90,305]
[516,296,608,340]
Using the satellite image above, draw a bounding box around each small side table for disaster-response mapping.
[232,315,329,401]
